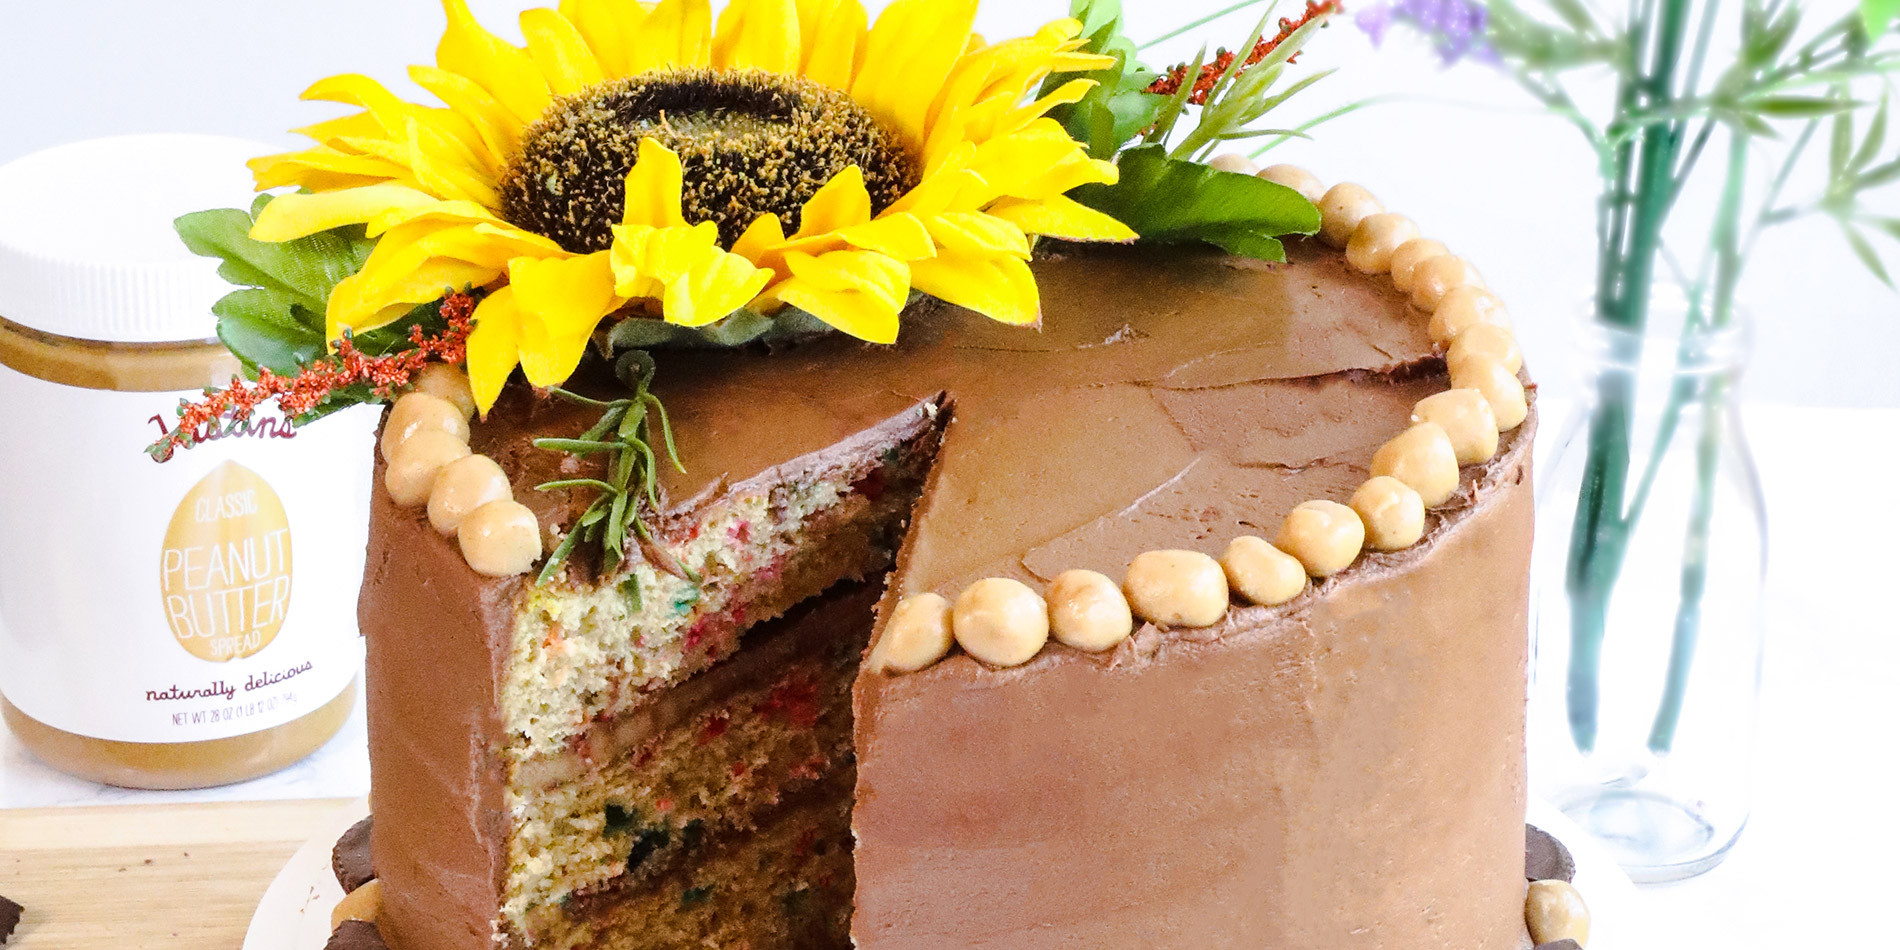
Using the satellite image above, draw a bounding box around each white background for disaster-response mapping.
[2,3,1897,949]
[1,0,1895,407]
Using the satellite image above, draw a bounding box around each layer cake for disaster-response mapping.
[358,240,1537,949]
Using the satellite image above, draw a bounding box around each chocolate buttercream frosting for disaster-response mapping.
[358,239,1539,950]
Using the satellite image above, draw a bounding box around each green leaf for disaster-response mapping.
[351,299,452,356]
[175,199,371,313]
[1545,0,1601,35]
[603,306,832,351]
[1070,145,1320,262]
[291,381,382,424]
[174,195,377,380]
[1850,96,1889,175]
[1249,97,1384,156]
[1753,95,1859,119]
[1842,223,1895,288]
[1742,2,1802,68]
[1192,226,1287,261]
[535,478,621,494]
[621,574,642,613]
[212,289,325,375]
[1864,0,1900,40]
[1098,88,1169,155]
[1830,95,1855,177]
[1042,0,1164,159]
[1070,0,1122,41]
[1868,216,1900,242]
[1086,99,1120,159]
[1143,46,1205,146]
[1858,157,1900,189]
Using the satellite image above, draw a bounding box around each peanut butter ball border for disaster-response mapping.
[872,159,1526,677]
[377,364,545,579]
[370,162,1528,651]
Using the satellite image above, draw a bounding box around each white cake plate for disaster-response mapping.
[245,798,1638,950]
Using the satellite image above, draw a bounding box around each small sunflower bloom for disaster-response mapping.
[248,0,1135,413]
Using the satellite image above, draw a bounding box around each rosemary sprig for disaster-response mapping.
[531,352,684,584]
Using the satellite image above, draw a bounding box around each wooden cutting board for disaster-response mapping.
[0,798,359,949]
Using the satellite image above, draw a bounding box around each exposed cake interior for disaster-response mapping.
[510,585,875,949]
[486,399,939,946]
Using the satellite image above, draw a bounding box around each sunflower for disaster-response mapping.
[248,0,1135,414]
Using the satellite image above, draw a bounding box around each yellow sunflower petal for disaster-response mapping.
[438,0,552,124]
[326,257,500,338]
[794,0,865,88]
[558,0,646,76]
[986,195,1135,242]
[465,286,524,415]
[249,147,408,191]
[250,183,443,242]
[366,221,560,281]
[768,250,908,342]
[910,251,1039,326]
[324,218,560,333]
[731,213,787,260]
[305,86,492,183]
[1012,152,1121,203]
[509,252,622,388]
[922,34,1047,139]
[621,138,689,229]
[792,165,871,237]
[713,0,800,73]
[409,65,523,163]
[665,250,774,327]
[839,213,935,261]
[979,77,1095,143]
[290,112,385,149]
[366,198,505,237]
[300,74,415,134]
[470,222,568,257]
[278,171,414,193]
[610,222,773,327]
[851,0,977,140]
[922,211,1029,259]
[964,119,1090,196]
[521,7,606,95]
[404,117,501,207]
[885,142,985,217]
[626,0,712,74]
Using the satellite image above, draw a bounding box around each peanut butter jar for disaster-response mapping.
[0,136,377,788]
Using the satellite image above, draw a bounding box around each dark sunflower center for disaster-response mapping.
[499,68,921,253]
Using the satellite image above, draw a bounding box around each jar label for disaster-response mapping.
[160,461,294,662]
[0,364,375,742]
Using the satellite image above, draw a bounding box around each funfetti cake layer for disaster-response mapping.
[359,239,1537,950]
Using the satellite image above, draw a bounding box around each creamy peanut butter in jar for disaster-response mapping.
[0,135,376,788]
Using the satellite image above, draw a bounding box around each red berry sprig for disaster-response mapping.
[1148,0,1342,106]
[147,292,477,462]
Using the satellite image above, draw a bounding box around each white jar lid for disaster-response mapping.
[0,134,277,343]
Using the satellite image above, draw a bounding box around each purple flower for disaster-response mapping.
[1357,0,1494,65]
